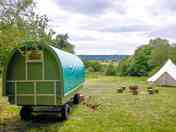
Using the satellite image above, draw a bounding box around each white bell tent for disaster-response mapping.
[148,59,176,86]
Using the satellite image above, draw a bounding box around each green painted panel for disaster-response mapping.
[44,49,59,80]
[36,96,55,105]
[36,82,54,94]
[16,82,34,94]
[7,52,25,80]
[56,81,61,95]
[28,63,42,80]
[56,97,61,105]
[17,96,34,105]
[6,82,15,95]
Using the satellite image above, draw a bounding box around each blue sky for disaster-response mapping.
[36,0,176,55]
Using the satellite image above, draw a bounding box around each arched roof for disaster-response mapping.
[49,46,85,94]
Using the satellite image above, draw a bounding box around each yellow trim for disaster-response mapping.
[14,82,17,104]
[7,80,60,82]
[10,94,56,96]
[34,81,37,105]
[54,82,57,105]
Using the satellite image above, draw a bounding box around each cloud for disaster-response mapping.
[35,0,176,55]
[98,24,152,33]
[56,0,112,15]
[149,23,176,40]
[159,0,176,12]
[70,34,97,41]
[148,0,176,16]
[56,0,126,15]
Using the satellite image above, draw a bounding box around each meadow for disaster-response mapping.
[0,73,176,132]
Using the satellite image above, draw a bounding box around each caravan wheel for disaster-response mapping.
[20,106,32,121]
[61,104,70,120]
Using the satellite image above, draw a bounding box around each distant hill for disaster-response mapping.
[78,55,128,61]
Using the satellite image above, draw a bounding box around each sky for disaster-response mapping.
[35,0,176,55]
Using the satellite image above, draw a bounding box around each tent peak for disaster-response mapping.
[147,59,176,86]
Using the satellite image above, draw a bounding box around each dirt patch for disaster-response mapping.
[81,96,101,111]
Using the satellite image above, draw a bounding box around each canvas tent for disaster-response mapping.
[148,59,176,86]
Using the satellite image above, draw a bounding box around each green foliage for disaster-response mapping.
[117,57,130,76]
[51,34,75,54]
[0,0,75,67]
[84,37,176,77]
[168,45,176,63]
[117,38,173,77]
[149,38,170,66]
[84,61,103,72]
[0,48,11,66]
[84,61,118,76]
[105,63,117,76]
[127,45,153,76]
[87,66,95,72]
[0,0,41,48]
[148,65,161,77]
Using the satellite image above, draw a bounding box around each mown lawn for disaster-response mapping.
[1,74,176,132]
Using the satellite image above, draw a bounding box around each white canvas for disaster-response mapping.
[148,59,176,86]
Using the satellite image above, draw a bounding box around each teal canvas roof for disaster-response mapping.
[50,46,85,95]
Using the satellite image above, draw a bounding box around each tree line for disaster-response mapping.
[118,38,176,76]
[85,38,176,77]
[0,0,74,69]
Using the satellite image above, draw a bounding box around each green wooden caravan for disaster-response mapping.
[2,44,85,120]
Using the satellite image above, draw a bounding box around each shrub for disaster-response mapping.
[87,67,94,72]
[84,61,103,72]
[105,63,117,76]
[117,57,130,76]
[148,66,161,77]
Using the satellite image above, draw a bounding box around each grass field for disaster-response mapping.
[1,73,176,132]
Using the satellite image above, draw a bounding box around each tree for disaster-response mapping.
[0,0,75,67]
[117,38,174,76]
[168,44,176,63]
[149,38,170,66]
[84,61,103,72]
[105,63,117,76]
[117,57,130,76]
[0,0,37,48]
[52,34,75,54]
[127,45,153,76]
[0,0,38,66]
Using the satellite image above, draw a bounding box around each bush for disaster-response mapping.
[105,63,117,76]
[148,66,161,77]
[87,67,94,72]
[84,61,103,72]
[117,57,130,76]
[126,45,153,76]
